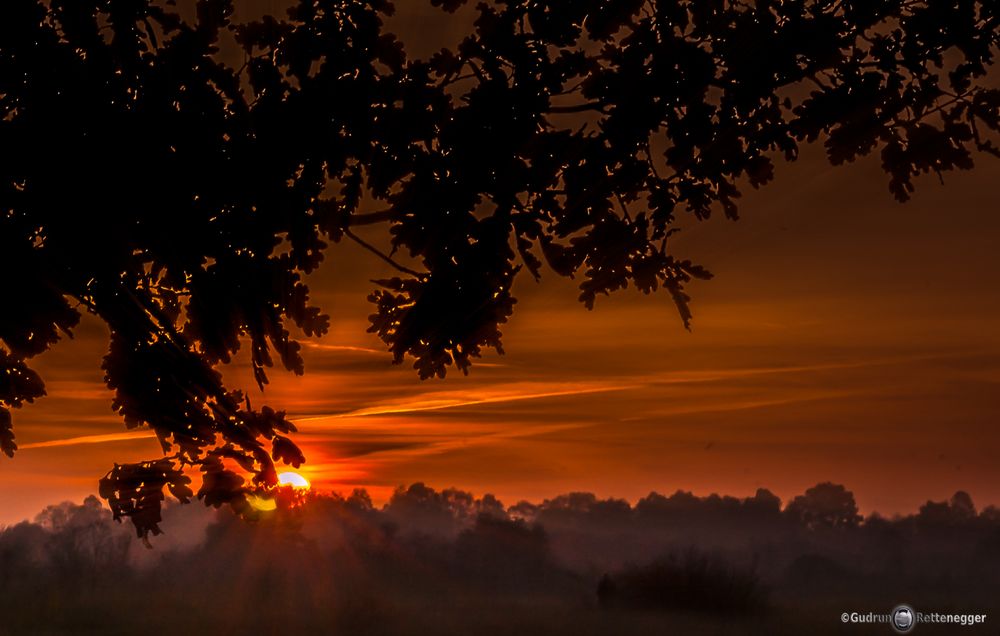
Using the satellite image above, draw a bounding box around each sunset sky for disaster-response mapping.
[3,137,999,527]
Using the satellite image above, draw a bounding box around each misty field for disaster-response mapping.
[1,484,997,635]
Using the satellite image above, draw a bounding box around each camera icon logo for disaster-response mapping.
[892,605,915,633]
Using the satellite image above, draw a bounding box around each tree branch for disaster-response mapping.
[343,228,425,278]
[348,209,396,226]
[314,199,396,228]
[546,102,607,114]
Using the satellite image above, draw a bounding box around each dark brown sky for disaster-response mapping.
[3,140,999,526]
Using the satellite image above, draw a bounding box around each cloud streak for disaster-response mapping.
[18,431,157,450]
[295,381,640,421]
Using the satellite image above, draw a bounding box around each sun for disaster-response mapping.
[246,494,277,512]
[277,471,311,489]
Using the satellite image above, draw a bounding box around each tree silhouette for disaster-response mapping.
[1,0,998,537]
[785,482,862,530]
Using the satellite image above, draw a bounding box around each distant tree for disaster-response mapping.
[384,482,478,536]
[746,488,782,515]
[596,551,766,614]
[454,514,551,582]
[1,0,998,537]
[949,490,977,519]
[916,490,978,527]
[785,482,862,530]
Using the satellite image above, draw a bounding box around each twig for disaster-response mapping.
[343,228,425,278]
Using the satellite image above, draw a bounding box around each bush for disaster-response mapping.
[598,551,767,615]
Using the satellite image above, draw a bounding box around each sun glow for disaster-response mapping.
[277,471,311,489]
[247,494,278,512]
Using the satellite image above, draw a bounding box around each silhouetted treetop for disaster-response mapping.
[785,482,862,529]
[1,0,998,536]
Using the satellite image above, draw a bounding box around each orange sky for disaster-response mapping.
[2,145,999,526]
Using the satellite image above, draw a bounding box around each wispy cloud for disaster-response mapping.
[642,352,976,387]
[301,342,384,355]
[296,381,639,421]
[19,431,157,450]
[619,390,860,421]
[14,353,973,456]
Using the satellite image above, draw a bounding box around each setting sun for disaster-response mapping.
[277,472,311,489]
[246,494,277,512]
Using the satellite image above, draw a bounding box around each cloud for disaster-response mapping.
[300,342,385,355]
[18,431,158,450]
[294,381,640,421]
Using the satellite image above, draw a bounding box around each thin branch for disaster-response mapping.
[441,72,476,87]
[552,78,588,96]
[547,102,608,114]
[314,199,396,227]
[348,209,396,226]
[142,18,159,50]
[343,228,425,278]
[615,193,633,222]
[467,60,487,82]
